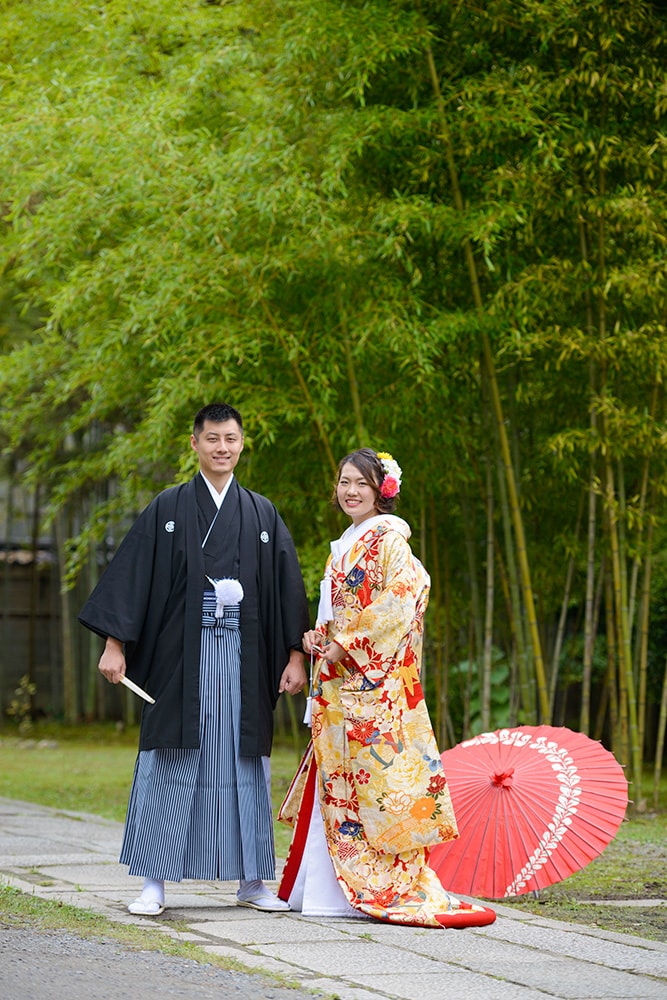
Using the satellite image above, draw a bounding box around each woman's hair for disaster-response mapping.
[332,448,398,515]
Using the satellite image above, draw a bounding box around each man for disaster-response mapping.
[79,403,309,914]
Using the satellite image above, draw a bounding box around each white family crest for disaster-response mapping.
[260,531,269,543]
[164,520,175,533]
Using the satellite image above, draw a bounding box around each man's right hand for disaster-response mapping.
[98,636,126,684]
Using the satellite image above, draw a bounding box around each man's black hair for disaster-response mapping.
[193,403,243,437]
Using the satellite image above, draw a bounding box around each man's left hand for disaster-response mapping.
[279,650,307,695]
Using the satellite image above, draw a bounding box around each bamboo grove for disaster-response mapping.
[1,1,667,809]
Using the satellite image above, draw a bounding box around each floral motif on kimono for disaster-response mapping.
[280,517,463,927]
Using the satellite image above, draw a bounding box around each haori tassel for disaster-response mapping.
[303,648,315,727]
[303,695,313,727]
[206,576,244,618]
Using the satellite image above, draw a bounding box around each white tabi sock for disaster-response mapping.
[237,879,264,900]
[140,877,165,904]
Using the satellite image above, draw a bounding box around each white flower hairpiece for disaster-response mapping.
[376,452,402,498]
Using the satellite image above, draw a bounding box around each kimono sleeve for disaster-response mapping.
[78,504,159,644]
[333,531,424,688]
[276,514,310,653]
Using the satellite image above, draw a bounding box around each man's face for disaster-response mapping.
[190,418,244,484]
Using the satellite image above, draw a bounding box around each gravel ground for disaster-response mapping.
[0,928,322,1000]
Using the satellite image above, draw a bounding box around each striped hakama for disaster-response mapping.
[119,595,275,883]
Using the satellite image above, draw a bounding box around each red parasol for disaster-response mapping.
[429,725,628,899]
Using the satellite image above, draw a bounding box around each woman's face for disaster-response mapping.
[337,462,378,526]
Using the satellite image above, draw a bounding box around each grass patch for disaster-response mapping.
[481,812,667,942]
[509,896,667,942]
[0,722,305,857]
[0,734,138,821]
[0,884,305,989]
[1,882,181,947]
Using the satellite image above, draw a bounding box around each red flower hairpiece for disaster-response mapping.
[376,452,402,498]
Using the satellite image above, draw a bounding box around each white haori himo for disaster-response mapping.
[207,576,244,618]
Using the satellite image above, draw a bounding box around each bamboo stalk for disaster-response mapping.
[653,651,667,810]
[462,489,483,695]
[627,383,657,629]
[482,458,494,731]
[594,156,641,803]
[496,451,534,723]
[424,40,548,720]
[636,502,654,773]
[604,448,642,799]
[429,500,443,745]
[577,222,599,736]
[600,564,618,748]
[581,457,598,734]
[549,493,583,717]
[55,506,78,725]
[587,554,606,737]
[464,617,474,740]
[463,435,514,646]
[339,293,367,443]
[628,387,658,756]
[443,516,453,744]
[616,459,630,647]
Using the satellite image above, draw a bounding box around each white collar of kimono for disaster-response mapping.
[200,471,234,509]
[317,514,410,624]
[330,514,409,563]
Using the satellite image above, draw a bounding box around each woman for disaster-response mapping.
[278,449,495,928]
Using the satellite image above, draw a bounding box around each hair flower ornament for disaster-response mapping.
[377,451,402,498]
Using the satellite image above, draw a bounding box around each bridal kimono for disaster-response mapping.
[278,514,495,928]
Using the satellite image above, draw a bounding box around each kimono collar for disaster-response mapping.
[317,515,411,624]
[200,471,234,509]
[330,514,410,564]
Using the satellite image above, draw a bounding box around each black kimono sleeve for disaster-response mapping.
[78,504,160,646]
[79,482,200,750]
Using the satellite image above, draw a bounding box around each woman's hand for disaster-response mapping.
[320,640,346,664]
[302,629,326,655]
[303,631,346,664]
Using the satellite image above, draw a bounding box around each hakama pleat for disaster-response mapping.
[120,598,275,882]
